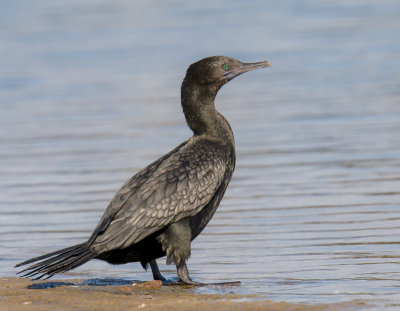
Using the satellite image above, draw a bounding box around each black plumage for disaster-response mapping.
[16,56,270,284]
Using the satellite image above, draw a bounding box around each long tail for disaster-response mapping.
[15,243,97,280]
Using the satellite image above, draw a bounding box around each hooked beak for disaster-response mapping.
[223,61,271,81]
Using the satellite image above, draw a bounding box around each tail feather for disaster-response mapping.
[15,243,97,280]
[15,244,84,268]
[42,251,96,279]
[17,244,87,275]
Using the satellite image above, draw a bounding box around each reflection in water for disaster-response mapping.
[1,0,400,310]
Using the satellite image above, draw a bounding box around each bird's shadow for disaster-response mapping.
[28,278,144,289]
[27,278,240,289]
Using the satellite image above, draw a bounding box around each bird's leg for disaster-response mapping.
[175,261,241,286]
[149,259,166,282]
[157,219,196,283]
[157,219,237,286]
[176,261,202,285]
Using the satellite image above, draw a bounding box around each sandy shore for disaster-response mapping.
[0,277,367,311]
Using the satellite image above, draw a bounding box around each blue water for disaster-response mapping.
[1,1,400,309]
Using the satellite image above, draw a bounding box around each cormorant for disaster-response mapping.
[16,56,270,284]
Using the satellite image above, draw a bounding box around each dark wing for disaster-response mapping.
[90,139,227,252]
[87,142,187,244]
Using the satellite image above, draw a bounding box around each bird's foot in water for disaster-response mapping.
[201,280,241,286]
[154,275,167,282]
[165,279,241,286]
[172,262,240,286]
[176,261,198,285]
[149,259,167,282]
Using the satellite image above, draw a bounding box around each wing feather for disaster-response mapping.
[91,138,227,252]
[87,142,187,243]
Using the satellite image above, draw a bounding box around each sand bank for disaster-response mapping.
[0,277,367,311]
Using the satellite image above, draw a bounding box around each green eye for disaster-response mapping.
[222,63,229,70]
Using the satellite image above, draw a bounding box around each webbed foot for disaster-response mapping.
[175,262,240,286]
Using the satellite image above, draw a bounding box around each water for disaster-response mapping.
[1,0,400,309]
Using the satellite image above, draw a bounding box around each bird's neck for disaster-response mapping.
[181,79,234,144]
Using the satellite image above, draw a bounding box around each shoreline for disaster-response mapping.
[0,277,368,311]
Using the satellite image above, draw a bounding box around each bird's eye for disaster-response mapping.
[222,63,230,70]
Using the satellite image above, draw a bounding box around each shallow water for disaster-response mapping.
[1,0,400,309]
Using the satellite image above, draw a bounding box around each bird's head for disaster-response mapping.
[181,56,270,135]
[184,56,271,88]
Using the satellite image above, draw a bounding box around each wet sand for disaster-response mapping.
[0,277,367,311]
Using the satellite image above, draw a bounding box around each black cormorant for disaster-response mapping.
[16,56,270,284]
